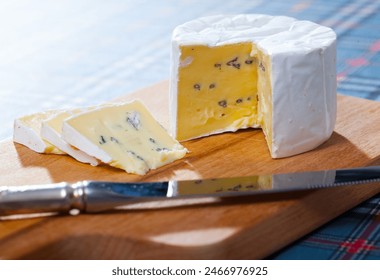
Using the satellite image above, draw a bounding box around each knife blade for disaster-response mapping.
[1,166,379,216]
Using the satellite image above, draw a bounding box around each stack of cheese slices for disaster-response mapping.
[13,100,188,175]
[13,14,337,174]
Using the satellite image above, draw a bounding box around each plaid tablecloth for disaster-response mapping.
[0,0,379,259]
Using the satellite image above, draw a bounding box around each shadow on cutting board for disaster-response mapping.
[13,130,372,185]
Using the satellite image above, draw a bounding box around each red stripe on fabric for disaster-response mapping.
[339,212,380,259]
[370,40,380,52]
[340,239,374,254]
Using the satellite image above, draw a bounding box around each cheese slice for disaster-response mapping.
[13,110,65,154]
[170,14,337,158]
[62,100,188,175]
[41,109,100,166]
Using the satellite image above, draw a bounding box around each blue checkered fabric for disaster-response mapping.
[271,195,380,259]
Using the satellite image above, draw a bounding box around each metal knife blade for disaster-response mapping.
[0,166,379,216]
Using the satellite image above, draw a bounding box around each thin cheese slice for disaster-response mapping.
[62,100,188,175]
[41,109,100,166]
[13,110,65,154]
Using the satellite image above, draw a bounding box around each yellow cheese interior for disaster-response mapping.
[45,111,73,134]
[255,48,273,153]
[176,42,271,148]
[45,105,114,134]
[65,101,187,175]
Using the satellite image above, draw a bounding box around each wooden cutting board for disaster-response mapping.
[1,81,380,259]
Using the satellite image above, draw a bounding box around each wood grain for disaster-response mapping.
[0,81,380,259]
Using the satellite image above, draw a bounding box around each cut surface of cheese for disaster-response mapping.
[62,100,188,175]
[170,14,337,158]
[13,110,65,154]
[176,43,259,141]
[41,109,100,166]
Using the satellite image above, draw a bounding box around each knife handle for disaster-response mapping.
[0,182,86,216]
[83,181,169,213]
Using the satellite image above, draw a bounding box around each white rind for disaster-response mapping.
[13,119,47,153]
[13,112,65,154]
[170,14,337,158]
[41,122,99,166]
[269,41,336,157]
[172,14,296,46]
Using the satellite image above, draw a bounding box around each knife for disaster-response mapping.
[1,166,379,216]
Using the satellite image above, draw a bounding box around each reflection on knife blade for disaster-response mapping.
[0,166,379,217]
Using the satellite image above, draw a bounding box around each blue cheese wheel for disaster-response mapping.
[170,14,336,158]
